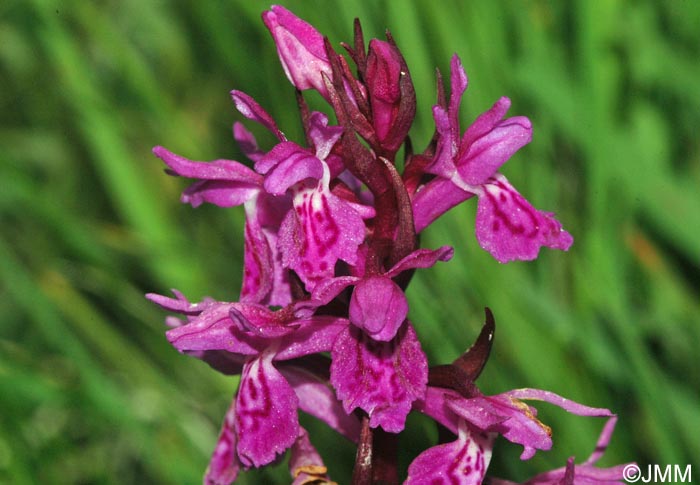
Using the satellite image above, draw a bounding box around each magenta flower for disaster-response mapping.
[303,247,453,431]
[148,6,629,483]
[409,311,630,484]
[154,92,375,301]
[261,134,370,290]
[297,247,452,432]
[411,55,573,262]
[330,321,427,433]
[147,291,358,479]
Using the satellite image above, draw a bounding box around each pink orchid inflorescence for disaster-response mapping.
[149,6,630,484]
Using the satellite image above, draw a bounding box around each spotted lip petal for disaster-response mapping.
[155,289,351,475]
[411,55,568,266]
[475,174,573,263]
[278,177,367,291]
[405,420,494,485]
[330,322,427,433]
[235,350,299,467]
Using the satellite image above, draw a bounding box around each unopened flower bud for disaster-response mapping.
[365,39,416,155]
[262,5,332,100]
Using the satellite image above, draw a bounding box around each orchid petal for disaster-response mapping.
[181,179,260,208]
[428,104,458,178]
[146,289,209,315]
[461,96,511,147]
[412,177,475,233]
[450,389,614,461]
[235,350,299,467]
[455,121,532,185]
[258,142,324,195]
[240,201,275,305]
[230,90,284,140]
[165,303,261,356]
[279,177,366,291]
[405,420,494,485]
[330,322,427,433]
[281,364,361,442]
[232,122,265,163]
[413,386,462,434]
[448,394,551,460]
[456,98,532,186]
[349,276,408,341]
[475,174,573,263]
[309,275,359,307]
[307,111,344,160]
[505,389,614,418]
[425,55,468,179]
[447,55,468,133]
[153,146,261,182]
[228,306,295,339]
[275,316,348,360]
[153,146,262,208]
[241,193,293,306]
[385,246,454,277]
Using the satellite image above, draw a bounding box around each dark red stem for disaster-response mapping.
[351,415,399,485]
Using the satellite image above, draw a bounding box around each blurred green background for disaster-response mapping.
[2,0,698,483]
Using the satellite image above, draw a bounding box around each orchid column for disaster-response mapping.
[149,6,629,484]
